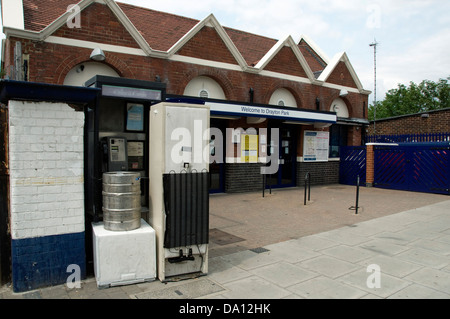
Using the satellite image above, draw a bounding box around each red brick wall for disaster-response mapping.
[327,62,358,89]
[176,26,238,65]
[53,3,140,49]
[265,46,308,78]
[368,108,450,135]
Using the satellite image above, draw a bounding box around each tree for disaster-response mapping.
[369,77,450,121]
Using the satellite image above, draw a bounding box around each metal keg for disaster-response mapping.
[102,172,141,231]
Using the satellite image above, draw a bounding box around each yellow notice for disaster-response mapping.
[241,135,259,163]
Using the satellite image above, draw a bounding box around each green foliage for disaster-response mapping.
[369,77,450,121]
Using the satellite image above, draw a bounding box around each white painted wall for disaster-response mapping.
[8,100,85,239]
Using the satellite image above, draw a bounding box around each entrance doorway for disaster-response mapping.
[209,119,226,193]
[267,122,297,188]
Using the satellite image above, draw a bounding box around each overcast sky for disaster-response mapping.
[2,0,449,104]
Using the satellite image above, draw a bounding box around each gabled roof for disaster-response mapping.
[318,52,367,93]
[9,0,369,93]
[224,27,278,67]
[117,2,198,52]
[255,35,316,81]
[298,34,329,75]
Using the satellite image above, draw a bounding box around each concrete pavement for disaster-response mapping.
[1,185,449,299]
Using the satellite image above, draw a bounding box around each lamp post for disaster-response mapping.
[370,40,378,135]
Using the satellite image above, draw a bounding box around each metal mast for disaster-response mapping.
[370,39,378,135]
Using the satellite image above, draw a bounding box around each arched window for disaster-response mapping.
[184,76,226,100]
[330,98,349,118]
[269,88,297,108]
[64,62,120,86]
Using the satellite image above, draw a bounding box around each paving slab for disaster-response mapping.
[133,278,224,299]
[321,244,378,263]
[403,268,450,294]
[298,255,360,279]
[396,248,450,269]
[357,255,423,278]
[263,240,321,263]
[338,268,412,298]
[249,262,318,288]
[360,239,411,257]
[207,257,251,285]
[221,276,291,299]
[287,276,368,299]
[388,284,450,299]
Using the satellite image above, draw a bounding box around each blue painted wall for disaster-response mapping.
[11,232,86,292]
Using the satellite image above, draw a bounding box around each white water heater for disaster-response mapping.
[149,102,210,282]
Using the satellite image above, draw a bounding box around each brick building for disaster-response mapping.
[368,107,450,136]
[1,0,371,291]
[2,0,370,191]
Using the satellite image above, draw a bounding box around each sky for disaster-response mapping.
[2,0,450,104]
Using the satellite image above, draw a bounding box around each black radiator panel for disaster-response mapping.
[163,172,209,248]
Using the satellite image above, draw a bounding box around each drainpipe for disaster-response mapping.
[249,88,254,104]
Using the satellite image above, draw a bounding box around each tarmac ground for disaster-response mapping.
[1,184,449,301]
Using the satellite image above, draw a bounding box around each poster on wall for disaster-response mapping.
[126,103,144,131]
[241,135,259,163]
[303,131,329,162]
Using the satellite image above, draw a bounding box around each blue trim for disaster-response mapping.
[11,232,86,293]
[0,80,100,105]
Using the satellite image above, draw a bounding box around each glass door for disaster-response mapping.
[209,119,225,193]
[267,123,297,188]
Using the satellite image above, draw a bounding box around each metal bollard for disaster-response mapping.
[349,175,360,214]
[262,174,266,198]
[355,175,360,214]
[304,172,311,205]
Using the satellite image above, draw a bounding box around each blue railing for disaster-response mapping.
[367,132,450,144]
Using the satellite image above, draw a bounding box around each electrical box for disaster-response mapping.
[149,102,210,282]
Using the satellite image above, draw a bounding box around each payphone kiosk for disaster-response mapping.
[85,76,165,220]
[84,76,166,275]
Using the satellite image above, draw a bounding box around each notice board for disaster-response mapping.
[303,131,329,162]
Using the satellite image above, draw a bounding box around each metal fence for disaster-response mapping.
[367,132,450,144]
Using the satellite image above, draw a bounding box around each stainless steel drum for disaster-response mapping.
[102,172,141,231]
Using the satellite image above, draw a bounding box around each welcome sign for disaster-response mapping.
[207,102,336,124]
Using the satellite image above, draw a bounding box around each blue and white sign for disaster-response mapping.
[207,102,336,124]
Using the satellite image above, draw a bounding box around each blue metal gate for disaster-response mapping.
[374,142,450,195]
[339,146,366,186]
